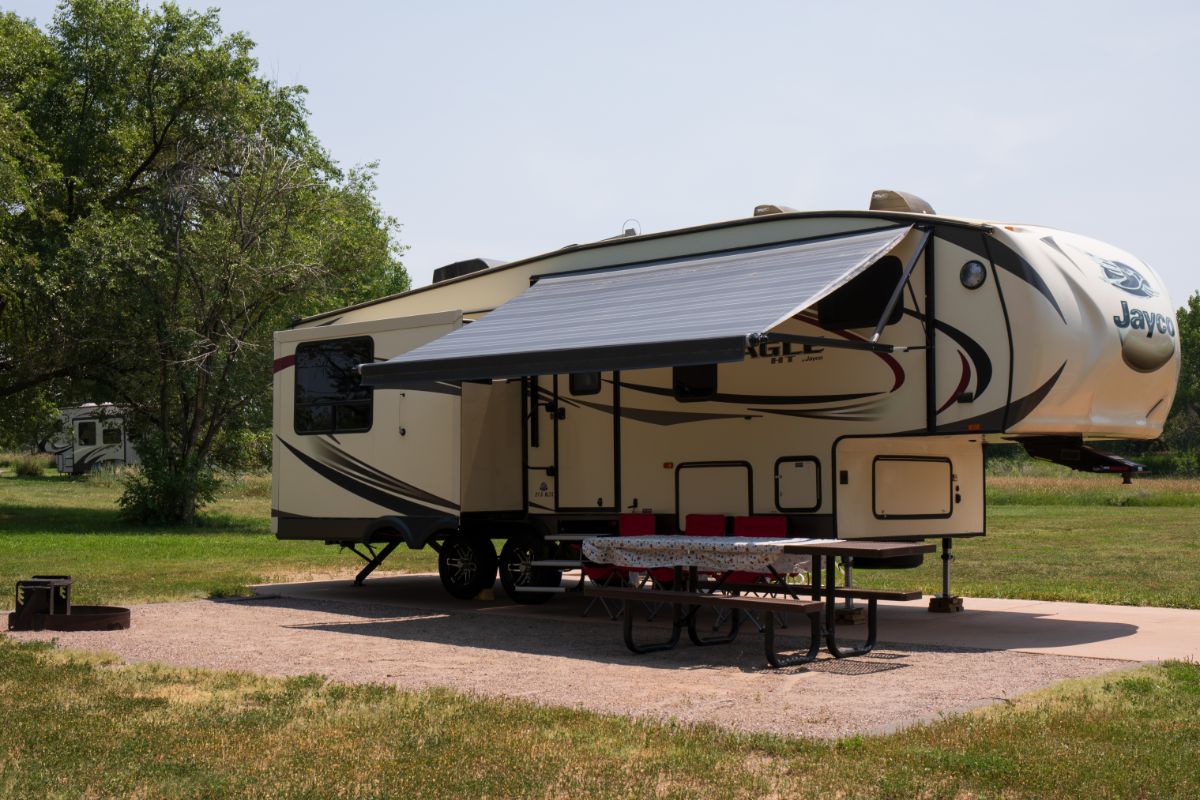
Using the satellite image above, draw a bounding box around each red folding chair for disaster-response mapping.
[583,513,657,619]
[726,515,792,631]
[728,515,789,584]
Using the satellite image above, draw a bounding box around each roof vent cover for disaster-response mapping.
[432,258,504,284]
[869,189,935,215]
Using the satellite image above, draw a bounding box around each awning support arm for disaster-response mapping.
[870,227,932,344]
[750,332,926,354]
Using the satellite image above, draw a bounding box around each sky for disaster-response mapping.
[9,1,1200,302]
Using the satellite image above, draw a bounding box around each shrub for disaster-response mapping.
[12,453,52,477]
[119,436,218,525]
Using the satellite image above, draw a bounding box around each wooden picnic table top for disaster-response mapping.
[780,540,937,559]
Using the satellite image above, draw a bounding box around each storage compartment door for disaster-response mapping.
[676,462,751,530]
[873,457,952,518]
[834,435,983,539]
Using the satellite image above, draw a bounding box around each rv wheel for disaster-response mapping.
[499,535,561,604]
[438,534,498,599]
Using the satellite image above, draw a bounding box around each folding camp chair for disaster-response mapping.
[583,513,658,619]
[722,515,792,632]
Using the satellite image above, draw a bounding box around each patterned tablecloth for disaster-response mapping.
[583,535,814,574]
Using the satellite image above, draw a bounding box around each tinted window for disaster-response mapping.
[102,425,122,445]
[817,255,904,329]
[673,364,717,402]
[294,337,373,434]
[77,421,97,446]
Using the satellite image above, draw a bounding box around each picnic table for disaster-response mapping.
[583,536,934,667]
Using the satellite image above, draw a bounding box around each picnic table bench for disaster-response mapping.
[583,536,934,668]
[586,582,825,667]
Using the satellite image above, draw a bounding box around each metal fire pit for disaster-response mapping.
[8,576,131,632]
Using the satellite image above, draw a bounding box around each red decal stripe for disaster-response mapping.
[273,354,296,373]
[937,351,971,414]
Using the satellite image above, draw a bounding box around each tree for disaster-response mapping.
[1162,292,1200,458]
[0,1,407,521]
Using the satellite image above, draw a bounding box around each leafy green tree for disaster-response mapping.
[1162,292,1200,461]
[1,1,407,521]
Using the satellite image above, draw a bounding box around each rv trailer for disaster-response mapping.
[272,190,1179,605]
[45,404,140,475]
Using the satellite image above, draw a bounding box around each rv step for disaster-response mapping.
[530,559,583,568]
[513,585,568,594]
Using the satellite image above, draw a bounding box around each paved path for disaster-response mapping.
[832,596,1200,662]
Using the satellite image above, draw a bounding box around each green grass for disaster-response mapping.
[857,504,1200,607]
[987,474,1200,506]
[0,471,435,609]
[2,470,1199,609]
[0,637,1197,799]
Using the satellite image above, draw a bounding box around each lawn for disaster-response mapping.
[2,468,1198,610]
[0,470,435,609]
[857,504,1200,608]
[3,469,1199,797]
[0,637,1197,799]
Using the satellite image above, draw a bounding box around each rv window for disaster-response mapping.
[817,255,904,329]
[673,364,717,402]
[77,421,97,446]
[102,426,122,445]
[294,336,374,435]
[569,372,601,396]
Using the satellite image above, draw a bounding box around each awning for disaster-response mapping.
[360,225,913,387]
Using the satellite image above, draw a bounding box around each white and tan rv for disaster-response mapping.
[271,190,1179,604]
[46,403,140,475]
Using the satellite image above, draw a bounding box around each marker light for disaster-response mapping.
[960,260,988,290]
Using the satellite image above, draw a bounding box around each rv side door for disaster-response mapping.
[553,371,618,512]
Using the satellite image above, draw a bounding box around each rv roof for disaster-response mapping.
[296,208,993,327]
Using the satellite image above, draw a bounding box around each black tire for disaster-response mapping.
[438,533,498,599]
[499,535,561,604]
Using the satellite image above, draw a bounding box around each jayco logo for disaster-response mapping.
[1113,301,1175,337]
[1094,255,1157,298]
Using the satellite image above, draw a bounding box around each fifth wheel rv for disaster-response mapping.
[45,404,140,475]
[271,190,1179,604]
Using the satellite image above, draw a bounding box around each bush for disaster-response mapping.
[1139,452,1200,477]
[12,453,52,477]
[211,427,272,471]
[118,436,219,525]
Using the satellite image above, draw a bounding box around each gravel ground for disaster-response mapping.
[7,582,1135,739]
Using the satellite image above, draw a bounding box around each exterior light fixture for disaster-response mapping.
[960,260,987,290]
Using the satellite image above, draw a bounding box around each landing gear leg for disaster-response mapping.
[928,537,964,613]
[348,540,401,586]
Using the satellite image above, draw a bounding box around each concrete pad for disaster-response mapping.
[255,573,1200,663]
[835,597,1200,662]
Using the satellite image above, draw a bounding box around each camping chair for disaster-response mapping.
[722,515,791,632]
[583,513,657,619]
[682,514,730,632]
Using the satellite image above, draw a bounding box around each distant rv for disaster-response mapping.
[45,404,140,474]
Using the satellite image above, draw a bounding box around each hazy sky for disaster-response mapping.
[10,1,1200,302]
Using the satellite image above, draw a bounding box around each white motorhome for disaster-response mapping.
[271,190,1179,605]
[46,404,140,474]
